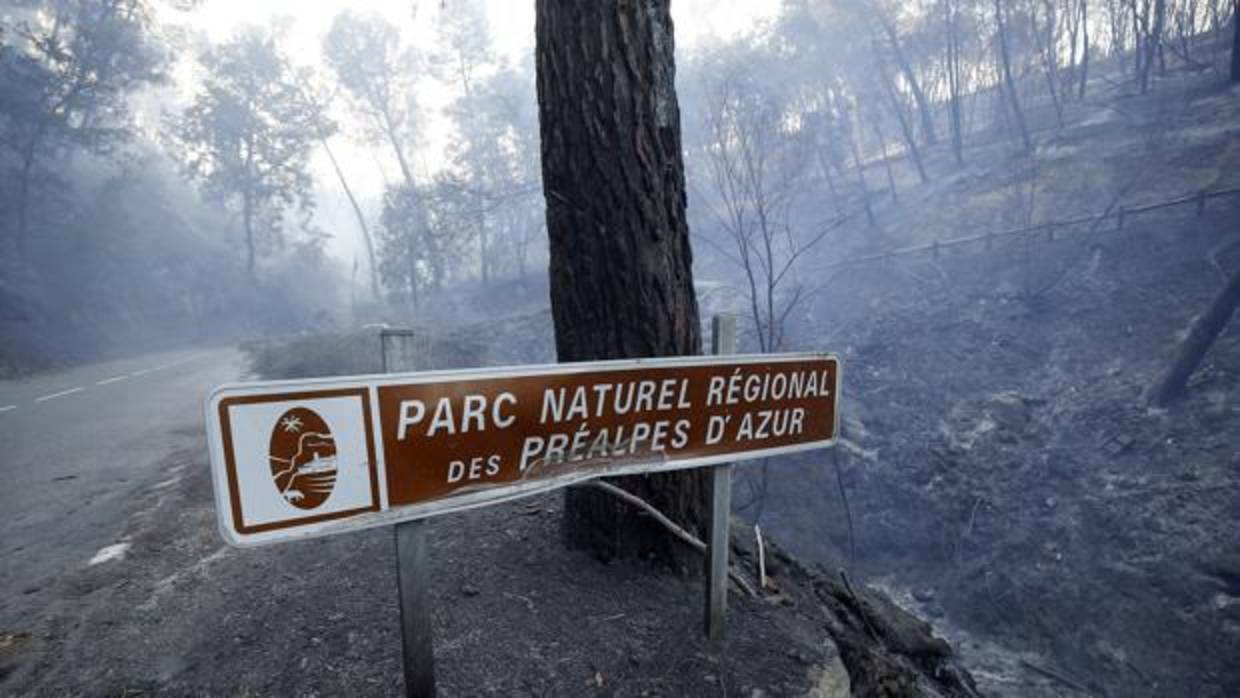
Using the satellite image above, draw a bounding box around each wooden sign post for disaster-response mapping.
[382,330,437,698]
[705,315,736,644]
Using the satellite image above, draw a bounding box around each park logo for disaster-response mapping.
[268,406,338,510]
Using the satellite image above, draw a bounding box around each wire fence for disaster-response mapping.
[817,185,1240,272]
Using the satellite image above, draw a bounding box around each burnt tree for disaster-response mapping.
[534,0,707,568]
[995,0,1034,152]
[1232,0,1239,83]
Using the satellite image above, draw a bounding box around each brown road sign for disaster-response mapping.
[206,353,840,546]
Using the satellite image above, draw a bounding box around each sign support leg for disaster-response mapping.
[381,329,436,698]
[395,519,436,698]
[705,315,736,645]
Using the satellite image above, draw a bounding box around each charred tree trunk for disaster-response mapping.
[946,0,966,165]
[534,0,707,569]
[1145,0,1166,87]
[321,137,381,301]
[1150,263,1240,405]
[995,0,1034,152]
[1080,0,1091,98]
[407,232,420,309]
[1232,0,1240,82]
[478,204,490,288]
[1033,0,1065,128]
[815,144,845,217]
[243,136,257,280]
[874,42,930,184]
[877,14,938,146]
[383,108,417,190]
[871,119,899,202]
[14,144,35,261]
[1155,0,1167,75]
[242,188,256,280]
[845,113,878,227]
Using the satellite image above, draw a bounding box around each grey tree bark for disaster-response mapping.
[534,0,707,569]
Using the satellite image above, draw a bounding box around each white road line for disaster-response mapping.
[96,375,128,386]
[0,405,16,413]
[152,360,186,371]
[34,387,84,402]
[129,369,152,377]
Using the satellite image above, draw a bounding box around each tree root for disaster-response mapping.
[574,480,757,596]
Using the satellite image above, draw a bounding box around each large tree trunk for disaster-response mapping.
[535,0,706,569]
[1150,263,1240,405]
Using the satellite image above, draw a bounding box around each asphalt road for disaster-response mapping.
[0,346,244,631]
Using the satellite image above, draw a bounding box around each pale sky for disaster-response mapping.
[172,0,781,262]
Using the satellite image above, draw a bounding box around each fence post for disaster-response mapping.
[381,329,437,698]
[705,314,736,646]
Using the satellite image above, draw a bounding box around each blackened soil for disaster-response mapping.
[756,195,1240,697]
[2,444,851,697]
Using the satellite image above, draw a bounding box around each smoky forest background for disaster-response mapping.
[2,0,1240,695]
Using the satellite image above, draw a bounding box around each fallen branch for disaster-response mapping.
[755,524,768,590]
[1207,240,1238,285]
[1020,659,1098,696]
[840,570,882,644]
[1149,262,1240,405]
[832,443,856,571]
[575,480,757,596]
